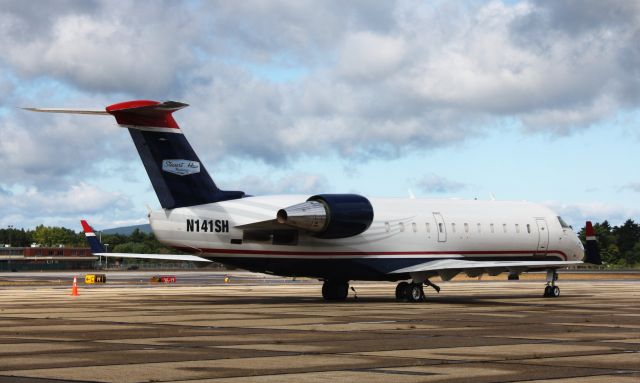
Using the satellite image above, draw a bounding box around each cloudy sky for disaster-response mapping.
[1,0,639,231]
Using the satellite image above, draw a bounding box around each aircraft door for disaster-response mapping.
[536,219,549,255]
[433,213,447,242]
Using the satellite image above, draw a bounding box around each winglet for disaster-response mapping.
[584,221,602,265]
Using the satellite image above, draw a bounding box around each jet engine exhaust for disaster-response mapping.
[276,200,328,232]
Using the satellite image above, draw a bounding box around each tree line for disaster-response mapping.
[578,220,640,267]
[0,226,175,254]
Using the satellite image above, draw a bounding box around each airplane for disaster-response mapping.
[27,100,601,302]
[80,219,210,263]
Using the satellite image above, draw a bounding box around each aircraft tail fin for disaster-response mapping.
[80,220,106,254]
[105,100,244,208]
[584,221,602,265]
[26,100,244,209]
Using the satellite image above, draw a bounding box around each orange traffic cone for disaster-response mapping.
[71,276,79,296]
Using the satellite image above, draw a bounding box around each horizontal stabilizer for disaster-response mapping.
[22,107,109,115]
[94,252,211,262]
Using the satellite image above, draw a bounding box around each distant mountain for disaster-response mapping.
[102,224,152,235]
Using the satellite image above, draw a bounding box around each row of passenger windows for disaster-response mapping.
[386,222,532,234]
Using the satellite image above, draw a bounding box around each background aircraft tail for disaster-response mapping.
[584,221,602,265]
[80,220,105,253]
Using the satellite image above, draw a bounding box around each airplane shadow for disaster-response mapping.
[165,293,581,307]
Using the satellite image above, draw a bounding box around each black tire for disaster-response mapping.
[395,282,409,301]
[322,280,349,301]
[552,286,560,297]
[407,283,424,303]
[335,281,349,300]
[322,281,331,300]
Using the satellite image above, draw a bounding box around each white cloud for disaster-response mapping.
[222,172,330,196]
[338,31,406,80]
[1,0,639,228]
[0,182,132,229]
[543,201,640,227]
[414,173,467,194]
[619,183,640,193]
[0,1,198,95]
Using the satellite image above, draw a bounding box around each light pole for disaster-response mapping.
[8,225,13,247]
[104,244,109,269]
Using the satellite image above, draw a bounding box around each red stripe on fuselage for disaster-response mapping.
[176,247,568,260]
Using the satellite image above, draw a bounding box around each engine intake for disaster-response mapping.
[276,194,374,239]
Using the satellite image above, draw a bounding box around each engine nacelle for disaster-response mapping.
[276,194,374,239]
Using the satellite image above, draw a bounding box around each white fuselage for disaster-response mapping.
[148,196,584,279]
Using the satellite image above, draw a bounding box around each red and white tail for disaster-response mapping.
[584,221,602,265]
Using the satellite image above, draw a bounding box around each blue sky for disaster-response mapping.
[1,0,639,231]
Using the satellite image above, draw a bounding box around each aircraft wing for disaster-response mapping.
[93,252,211,262]
[389,259,582,275]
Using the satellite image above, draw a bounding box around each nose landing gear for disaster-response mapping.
[395,280,437,302]
[543,269,560,298]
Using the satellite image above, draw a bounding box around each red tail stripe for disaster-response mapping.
[106,100,180,129]
[80,220,93,233]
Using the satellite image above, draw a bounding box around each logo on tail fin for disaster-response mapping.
[162,159,200,176]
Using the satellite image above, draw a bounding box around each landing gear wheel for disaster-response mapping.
[543,285,560,298]
[406,283,424,303]
[322,280,349,301]
[543,269,560,298]
[395,282,409,301]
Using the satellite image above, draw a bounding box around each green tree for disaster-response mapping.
[32,225,81,246]
[624,242,640,266]
[613,219,640,255]
[112,242,155,254]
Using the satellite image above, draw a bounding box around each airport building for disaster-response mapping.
[0,246,97,271]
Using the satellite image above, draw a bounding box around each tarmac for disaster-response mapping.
[0,272,638,382]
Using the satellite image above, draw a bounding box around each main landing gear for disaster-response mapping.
[322,279,349,301]
[543,269,561,298]
[395,280,440,302]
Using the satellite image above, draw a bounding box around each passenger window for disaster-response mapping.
[385,222,390,232]
[399,222,405,232]
[515,224,520,233]
[527,224,531,234]
[477,223,481,233]
[464,223,469,233]
[490,223,494,233]
[502,223,507,233]
[426,223,431,233]
[451,223,456,233]
[412,222,417,233]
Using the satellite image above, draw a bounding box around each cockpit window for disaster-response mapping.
[557,216,571,229]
